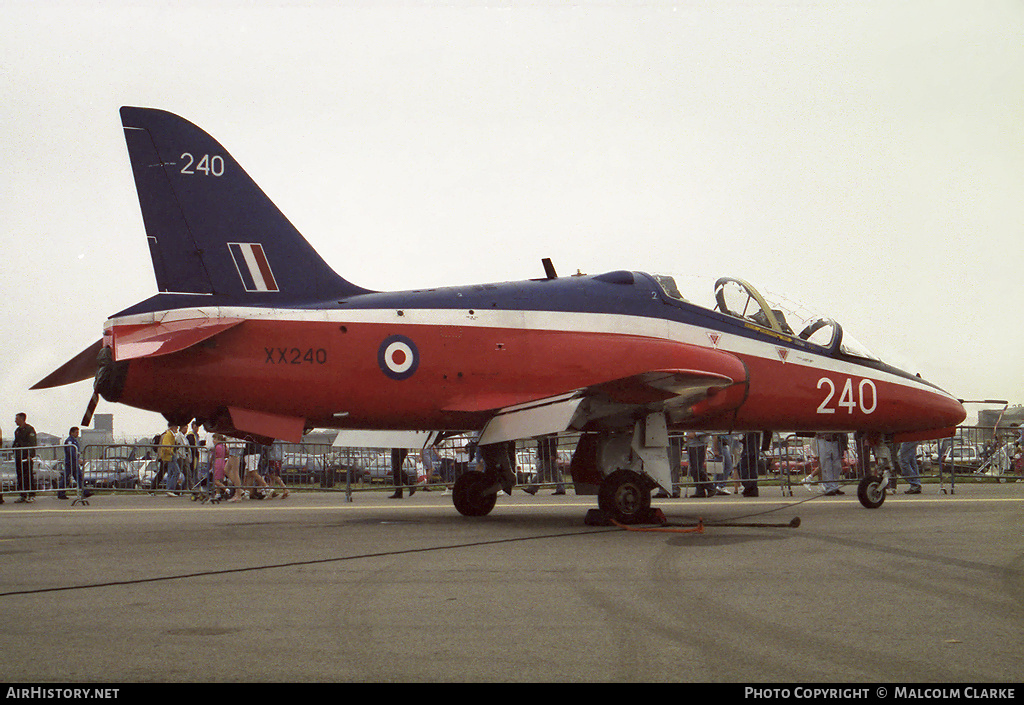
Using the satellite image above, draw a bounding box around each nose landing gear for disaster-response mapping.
[857,474,887,509]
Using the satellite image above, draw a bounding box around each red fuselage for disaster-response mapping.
[104,273,966,442]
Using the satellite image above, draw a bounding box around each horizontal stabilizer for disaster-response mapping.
[31,339,103,390]
[112,318,244,361]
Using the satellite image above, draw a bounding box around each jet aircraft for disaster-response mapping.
[33,107,967,522]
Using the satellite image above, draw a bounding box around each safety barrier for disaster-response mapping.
[928,425,1024,494]
[0,443,87,504]
[3,423,1017,506]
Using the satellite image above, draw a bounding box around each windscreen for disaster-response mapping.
[652,273,880,360]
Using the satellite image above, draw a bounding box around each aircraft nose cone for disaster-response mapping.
[900,385,967,439]
[950,401,967,427]
[936,393,967,429]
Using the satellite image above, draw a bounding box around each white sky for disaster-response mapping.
[2,0,1021,438]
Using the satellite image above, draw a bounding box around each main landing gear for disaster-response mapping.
[452,471,499,517]
[452,466,661,525]
[596,469,655,525]
[452,441,516,518]
[451,425,670,524]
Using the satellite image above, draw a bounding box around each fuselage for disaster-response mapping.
[103,270,966,439]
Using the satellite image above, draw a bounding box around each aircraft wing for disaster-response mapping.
[111,318,245,361]
[590,368,737,406]
[478,368,747,445]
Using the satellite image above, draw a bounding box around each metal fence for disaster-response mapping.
[1,424,1019,504]
[0,444,83,503]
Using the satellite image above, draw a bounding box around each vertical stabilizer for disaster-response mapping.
[120,107,369,302]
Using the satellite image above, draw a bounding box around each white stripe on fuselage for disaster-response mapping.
[105,305,953,400]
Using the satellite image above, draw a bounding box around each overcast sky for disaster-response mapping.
[2,0,1021,438]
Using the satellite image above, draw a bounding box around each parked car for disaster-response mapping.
[83,458,141,490]
[134,460,161,489]
[769,445,816,475]
[947,445,984,472]
[32,459,64,489]
[0,459,16,492]
[280,452,325,486]
[358,452,421,485]
[0,457,64,491]
[771,455,816,476]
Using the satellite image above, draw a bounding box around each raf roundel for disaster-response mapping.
[378,335,420,380]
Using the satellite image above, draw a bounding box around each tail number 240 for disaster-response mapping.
[817,377,877,415]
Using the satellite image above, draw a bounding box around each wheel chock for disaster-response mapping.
[584,507,668,527]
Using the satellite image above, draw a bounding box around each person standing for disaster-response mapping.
[388,448,414,499]
[185,421,201,490]
[686,432,712,498]
[738,432,761,497]
[898,441,922,494]
[420,443,441,490]
[169,423,190,496]
[13,413,37,504]
[712,433,738,496]
[524,435,566,496]
[816,432,844,496]
[57,427,86,500]
[151,423,176,493]
[264,442,289,499]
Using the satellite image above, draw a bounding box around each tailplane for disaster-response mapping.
[120,107,370,303]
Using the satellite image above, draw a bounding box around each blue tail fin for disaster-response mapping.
[120,107,370,303]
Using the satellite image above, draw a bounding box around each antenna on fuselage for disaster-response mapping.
[542,258,557,280]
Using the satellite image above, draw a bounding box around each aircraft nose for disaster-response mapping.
[946,397,967,427]
[896,383,967,439]
[931,392,967,430]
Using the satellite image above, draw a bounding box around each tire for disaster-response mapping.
[857,475,886,509]
[598,469,652,524]
[452,471,498,517]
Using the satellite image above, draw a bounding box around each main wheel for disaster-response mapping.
[857,475,886,509]
[452,471,498,517]
[598,469,652,524]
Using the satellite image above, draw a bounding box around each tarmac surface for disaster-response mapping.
[0,479,1021,683]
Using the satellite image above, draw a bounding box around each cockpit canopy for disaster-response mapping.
[652,274,879,361]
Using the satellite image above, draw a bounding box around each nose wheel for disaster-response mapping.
[857,474,886,509]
